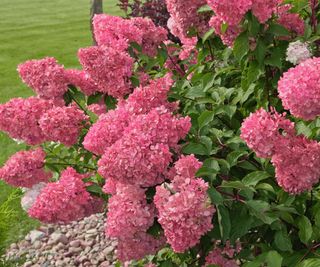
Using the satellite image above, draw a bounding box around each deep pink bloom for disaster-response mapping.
[276,4,304,35]
[117,232,165,262]
[83,107,130,155]
[209,16,242,47]
[39,105,88,146]
[93,15,168,57]
[251,0,281,23]
[240,108,295,158]
[65,69,98,96]
[28,167,104,223]
[154,171,214,252]
[207,0,252,26]
[205,248,238,267]
[98,107,190,187]
[18,57,68,100]
[271,136,320,194]
[87,102,106,116]
[0,97,54,145]
[166,0,209,39]
[105,184,155,239]
[0,148,51,188]
[78,45,133,98]
[278,57,320,120]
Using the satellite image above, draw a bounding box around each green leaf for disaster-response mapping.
[298,216,313,244]
[255,39,267,64]
[198,110,215,129]
[182,143,208,155]
[267,24,290,36]
[221,22,228,34]
[242,171,270,187]
[197,4,212,13]
[217,205,231,242]
[226,151,248,167]
[296,121,312,138]
[247,200,277,224]
[274,229,293,252]
[265,251,283,267]
[202,29,215,43]
[208,188,224,205]
[297,259,320,267]
[233,31,249,61]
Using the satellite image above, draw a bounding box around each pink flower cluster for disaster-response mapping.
[64,69,98,96]
[83,75,178,156]
[0,97,54,145]
[241,108,320,194]
[0,148,51,188]
[205,241,241,267]
[0,97,88,146]
[240,108,295,158]
[278,57,320,120]
[166,0,209,38]
[276,4,304,36]
[154,155,215,252]
[39,105,88,146]
[93,14,168,57]
[78,46,134,98]
[18,57,69,101]
[28,167,104,223]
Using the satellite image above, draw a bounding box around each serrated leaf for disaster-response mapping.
[202,29,215,43]
[265,251,283,267]
[274,229,293,252]
[208,188,224,205]
[226,151,248,167]
[233,31,249,61]
[267,24,290,36]
[242,171,270,187]
[297,258,320,267]
[298,216,313,244]
[217,205,231,242]
[198,110,215,129]
[182,143,208,155]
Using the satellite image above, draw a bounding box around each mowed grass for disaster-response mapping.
[0,0,121,250]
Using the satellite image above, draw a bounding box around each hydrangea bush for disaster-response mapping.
[2,0,320,266]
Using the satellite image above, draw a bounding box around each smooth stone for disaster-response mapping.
[29,230,46,243]
[70,240,81,247]
[50,232,68,245]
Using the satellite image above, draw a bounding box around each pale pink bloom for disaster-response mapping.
[18,57,68,99]
[0,97,54,145]
[0,148,51,188]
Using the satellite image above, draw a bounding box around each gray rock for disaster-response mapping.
[70,240,81,247]
[49,232,68,245]
[29,230,46,243]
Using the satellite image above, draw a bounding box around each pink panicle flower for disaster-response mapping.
[172,154,203,179]
[207,0,252,26]
[0,148,51,188]
[125,74,177,114]
[93,15,167,57]
[98,136,172,187]
[105,184,155,239]
[98,107,190,187]
[64,69,98,96]
[166,0,209,39]
[276,4,304,36]
[83,107,130,155]
[102,178,118,195]
[278,57,320,120]
[0,97,54,145]
[28,167,104,224]
[154,176,215,252]
[271,136,320,194]
[87,102,106,117]
[78,45,133,98]
[117,232,165,262]
[18,57,68,100]
[251,0,281,23]
[209,16,242,47]
[240,108,295,158]
[39,105,88,146]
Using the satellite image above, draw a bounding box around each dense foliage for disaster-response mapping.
[1,0,320,266]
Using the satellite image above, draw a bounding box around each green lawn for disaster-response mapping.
[0,0,121,251]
